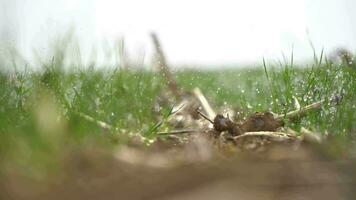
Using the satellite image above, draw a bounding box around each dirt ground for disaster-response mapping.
[2,141,356,200]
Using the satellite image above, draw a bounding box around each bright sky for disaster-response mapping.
[1,0,356,67]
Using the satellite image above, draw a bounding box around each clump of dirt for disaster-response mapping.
[212,112,283,136]
[213,114,239,134]
[241,112,283,132]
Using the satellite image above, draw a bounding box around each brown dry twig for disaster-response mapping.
[196,109,214,124]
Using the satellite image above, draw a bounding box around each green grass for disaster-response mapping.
[0,46,355,178]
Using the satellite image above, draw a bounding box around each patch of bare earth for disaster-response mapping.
[2,140,356,200]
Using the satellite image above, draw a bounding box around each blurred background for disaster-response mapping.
[1,0,355,67]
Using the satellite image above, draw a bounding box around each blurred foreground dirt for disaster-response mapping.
[2,139,356,200]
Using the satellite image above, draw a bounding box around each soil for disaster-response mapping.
[2,143,355,200]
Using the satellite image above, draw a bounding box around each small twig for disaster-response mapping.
[192,87,216,120]
[157,130,200,135]
[196,109,214,124]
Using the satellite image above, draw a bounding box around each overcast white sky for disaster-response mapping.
[1,0,356,67]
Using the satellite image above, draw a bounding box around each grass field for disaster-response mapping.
[0,47,355,180]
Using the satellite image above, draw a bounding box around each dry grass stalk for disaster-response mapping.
[77,112,114,131]
[193,87,216,120]
[233,131,298,142]
[276,95,341,121]
[117,37,128,69]
[150,32,182,99]
[157,130,200,135]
